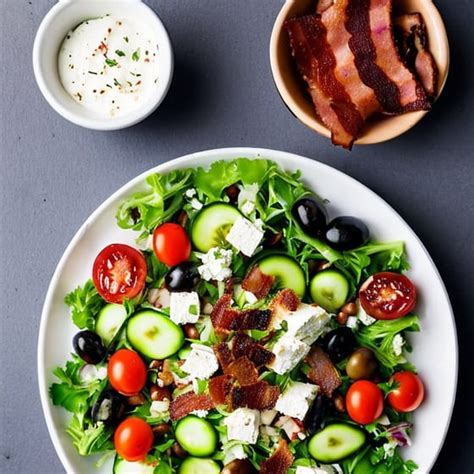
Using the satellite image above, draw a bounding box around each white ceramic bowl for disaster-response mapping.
[33,0,174,131]
[38,148,457,473]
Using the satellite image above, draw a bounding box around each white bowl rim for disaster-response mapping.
[32,0,174,131]
[38,147,458,473]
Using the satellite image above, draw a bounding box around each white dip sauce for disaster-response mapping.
[58,16,160,117]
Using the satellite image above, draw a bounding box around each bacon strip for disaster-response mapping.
[286,15,364,148]
[226,356,259,386]
[242,266,275,299]
[208,375,233,405]
[213,342,234,371]
[232,333,275,367]
[170,392,215,421]
[346,0,430,113]
[260,440,294,474]
[321,0,380,118]
[305,346,342,397]
[230,381,280,410]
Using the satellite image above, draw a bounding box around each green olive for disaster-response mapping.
[346,348,378,380]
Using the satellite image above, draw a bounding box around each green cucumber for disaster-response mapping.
[308,423,366,463]
[113,456,155,474]
[310,269,349,312]
[126,310,184,359]
[256,254,306,297]
[178,457,220,474]
[191,203,241,252]
[96,304,127,346]
[175,415,217,457]
[178,346,192,359]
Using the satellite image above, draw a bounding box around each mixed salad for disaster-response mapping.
[50,158,424,474]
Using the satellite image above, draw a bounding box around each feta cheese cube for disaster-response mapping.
[270,336,310,375]
[181,344,219,380]
[224,408,260,444]
[285,304,331,345]
[357,300,376,326]
[346,316,359,329]
[260,409,278,425]
[170,291,200,325]
[150,399,170,417]
[275,381,318,420]
[223,444,247,465]
[392,334,405,356]
[198,247,233,281]
[225,217,264,257]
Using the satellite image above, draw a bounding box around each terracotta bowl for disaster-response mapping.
[269,0,450,145]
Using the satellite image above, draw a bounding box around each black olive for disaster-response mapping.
[91,390,125,425]
[165,262,201,292]
[73,330,106,364]
[305,394,329,435]
[322,327,357,362]
[325,216,369,251]
[292,198,327,238]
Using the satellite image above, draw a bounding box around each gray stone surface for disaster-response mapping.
[1,0,473,472]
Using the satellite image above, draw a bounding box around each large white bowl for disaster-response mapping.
[38,148,457,473]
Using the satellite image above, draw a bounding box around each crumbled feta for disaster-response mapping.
[275,416,303,440]
[285,304,330,345]
[392,334,405,356]
[181,344,219,380]
[244,290,258,305]
[346,316,359,329]
[238,183,259,213]
[275,381,318,420]
[185,188,197,198]
[80,364,107,383]
[198,247,233,281]
[357,300,376,326]
[270,336,310,375]
[170,291,200,325]
[150,399,170,417]
[261,409,278,425]
[224,408,260,444]
[190,197,203,210]
[225,217,264,257]
[190,410,208,418]
[223,444,247,465]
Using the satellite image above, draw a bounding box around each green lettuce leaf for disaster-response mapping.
[67,414,113,456]
[65,280,105,330]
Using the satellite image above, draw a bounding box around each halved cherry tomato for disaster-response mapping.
[153,223,191,266]
[108,349,147,396]
[92,243,147,304]
[114,417,153,462]
[359,272,416,320]
[388,371,425,413]
[346,380,384,425]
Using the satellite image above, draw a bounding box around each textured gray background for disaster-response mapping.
[1,0,473,473]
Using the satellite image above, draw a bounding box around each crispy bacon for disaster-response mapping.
[305,345,342,397]
[269,288,300,328]
[242,266,275,299]
[286,15,365,148]
[230,381,280,410]
[232,332,275,367]
[226,356,259,386]
[208,375,233,405]
[170,391,215,421]
[346,0,430,113]
[213,342,235,371]
[260,439,294,474]
[211,293,234,329]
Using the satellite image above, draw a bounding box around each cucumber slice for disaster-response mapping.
[310,269,349,312]
[191,203,242,252]
[308,423,366,463]
[96,304,127,346]
[256,254,306,297]
[113,456,155,474]
[175,415,217,457]
[179,457,220,474]
[127,310,184,359]
[178,346,192,359]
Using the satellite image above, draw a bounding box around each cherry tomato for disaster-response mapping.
[388,371,425,412]
[346,380,384,425]
[92,243,147,304]
[108,349,147,396]
[359,272,416,320]
[153,223,191,266]
[114,417,153,462]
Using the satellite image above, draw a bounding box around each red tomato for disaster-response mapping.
[388,371,425,412]
[152,223,191,266]
[114,417,153,462]
[92,243,147,304]
[108,349,147,396]
[359,272,416,320]
[346,380,384,425]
